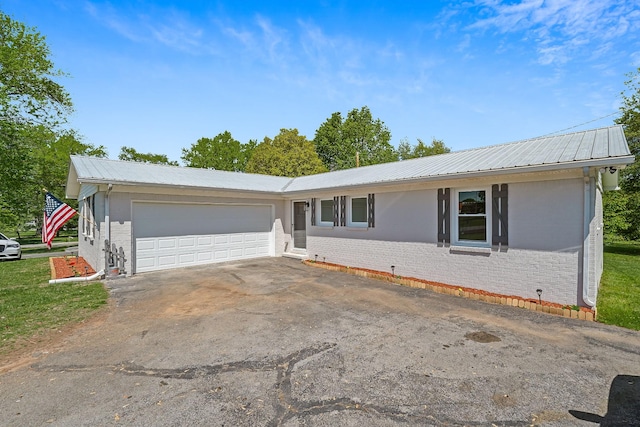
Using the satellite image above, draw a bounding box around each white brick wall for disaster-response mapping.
[308,236,581,306]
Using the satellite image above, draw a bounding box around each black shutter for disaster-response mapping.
[333,196,339,226]
[492,184,508,247]
[437,188,450,244]
[368,193,375,228]
[310,198,316,226]
[340,196,347,226]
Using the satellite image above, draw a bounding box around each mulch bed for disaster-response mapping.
[49,256,96,280]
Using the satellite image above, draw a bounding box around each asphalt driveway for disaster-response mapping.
[1,257,639,426]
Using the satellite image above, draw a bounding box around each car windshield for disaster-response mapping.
[0,233,9,240]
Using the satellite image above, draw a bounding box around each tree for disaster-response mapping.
[245,128,327,177]
[0,11,72,126]
[181,131,255,171]
[607,67,640,240]
[118,146,179,166]
[0,125,106,231]
[0,12,76,231]
[616,67,640,193]
[398,137,451,160]
[314,106,397,170]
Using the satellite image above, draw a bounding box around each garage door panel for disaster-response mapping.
[179,253,195,264]
[158,255,177,268]
[133,203,274,273]
[197,251,213,262]
[158,238,177,250]
[179,237,196,248]
[198,236,213,246]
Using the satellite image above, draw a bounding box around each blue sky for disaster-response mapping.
[3,0,640,163]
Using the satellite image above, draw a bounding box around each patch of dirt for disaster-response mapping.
[492,392,517,407]
[50,256,96,279]
[465,331,501,343]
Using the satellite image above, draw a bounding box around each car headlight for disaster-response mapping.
[7,243,20,248]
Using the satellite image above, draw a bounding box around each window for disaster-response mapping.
[455,190,489,244]
[318,199,334,226]
[82,195,95,238]
[348,196,368,227]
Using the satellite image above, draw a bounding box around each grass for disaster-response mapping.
[0,258,108,355]
[597,240,640,330]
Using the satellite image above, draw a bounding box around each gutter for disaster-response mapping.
[49,269,105,285]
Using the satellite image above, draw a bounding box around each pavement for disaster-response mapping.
[0,257,639,426]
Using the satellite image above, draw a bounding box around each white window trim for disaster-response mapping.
[317,199,334,227]
[82,195,95,239]
[347,196,368,228]
[452,188,491,247]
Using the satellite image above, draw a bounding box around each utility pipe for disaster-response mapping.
[104,183,113,272]
[582,167,596,307]
[49,270,105,285]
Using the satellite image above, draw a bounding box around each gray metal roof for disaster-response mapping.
[284,125,635,193]
[68,125,634,198]
[68,156,293,195]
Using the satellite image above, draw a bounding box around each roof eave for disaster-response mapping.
[282,155,637,196]
[75,178,288,197]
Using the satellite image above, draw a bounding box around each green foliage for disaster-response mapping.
[0,12,90,232]
[314,106,397,170]
[246,128,327,177]
[615,68,640,193]
[603,191,631,240]
[181,131,255,171]
[597,241,640,330]
[0,124,105,230]
[397,137,450,160]
[118,146,179,166]
[0,11,72,126]
[0,257,108,353]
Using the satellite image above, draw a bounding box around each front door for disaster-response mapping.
[293,201,307,249]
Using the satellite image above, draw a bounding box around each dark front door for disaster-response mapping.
[293,201,307,249]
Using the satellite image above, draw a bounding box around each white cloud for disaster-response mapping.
[84,2,213,54]
[461,0,640,65]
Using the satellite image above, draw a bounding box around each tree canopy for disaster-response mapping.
[0,11,72,126]
[181,131,255,171]
[616,67,640,193]
[118,146,179,166]
[245,128,327,177]
[606,67,640,240]
[314,106,397,170]
[0,12,101,232]
[397,138,450,160]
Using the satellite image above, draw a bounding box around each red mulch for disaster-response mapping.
[50,256,96,280]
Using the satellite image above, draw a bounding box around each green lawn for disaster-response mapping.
[0,258,108,355]
[597,241,640,330]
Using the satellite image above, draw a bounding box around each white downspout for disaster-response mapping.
[104,183,113,271]
[49,269,105,285]
[582,167,596,307]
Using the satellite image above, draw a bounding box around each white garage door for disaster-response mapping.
[133,203,273,273]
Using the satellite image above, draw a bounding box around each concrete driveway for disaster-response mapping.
[1,258,639,426]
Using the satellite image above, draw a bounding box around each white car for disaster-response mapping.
[0,233,21,260]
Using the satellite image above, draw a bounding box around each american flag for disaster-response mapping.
[42,192,77,249]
